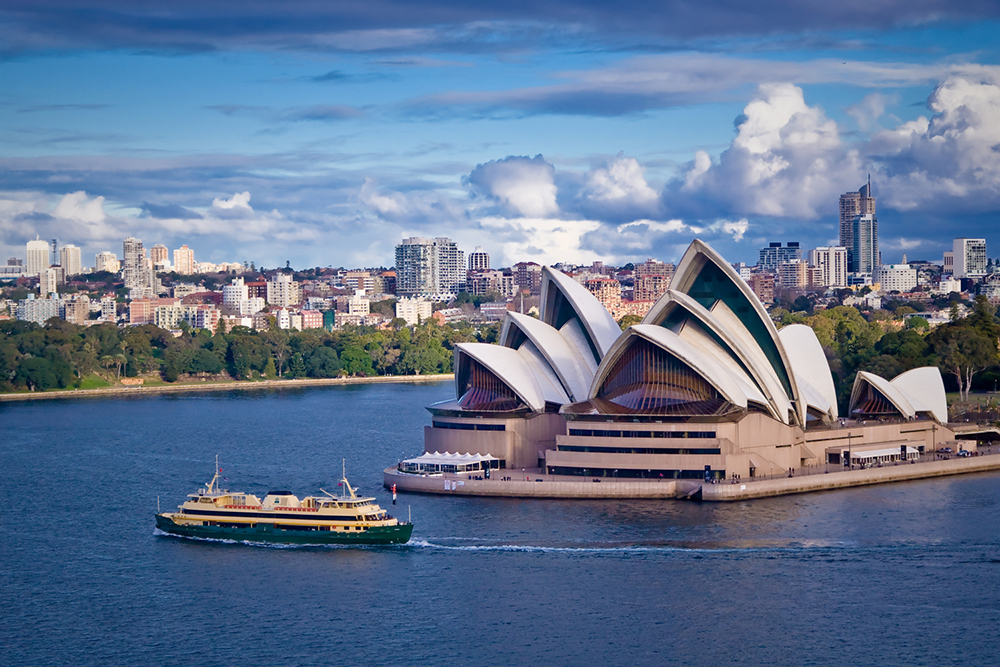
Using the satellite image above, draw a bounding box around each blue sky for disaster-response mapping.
[1,1,999,271]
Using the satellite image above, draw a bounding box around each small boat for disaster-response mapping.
[155,459,413,545]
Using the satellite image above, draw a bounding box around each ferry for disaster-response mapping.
[155,460,413,545]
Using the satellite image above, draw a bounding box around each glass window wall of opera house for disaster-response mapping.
[418,240,955,481]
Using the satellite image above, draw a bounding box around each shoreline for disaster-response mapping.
[384,452,1000,501]
[0,374,454,402]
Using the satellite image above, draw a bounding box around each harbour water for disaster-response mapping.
[2,380,999,666]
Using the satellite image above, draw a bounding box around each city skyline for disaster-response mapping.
[1,2,999,269]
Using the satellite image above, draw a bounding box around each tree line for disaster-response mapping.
[0,318,500,392]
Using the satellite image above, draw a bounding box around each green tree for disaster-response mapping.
[339,345,374,376]
[934,327,997,400]
[617,314,642,330]
[288,352,307,378]
[306,347,341,378]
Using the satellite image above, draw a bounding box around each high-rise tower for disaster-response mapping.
[839,176,876,272]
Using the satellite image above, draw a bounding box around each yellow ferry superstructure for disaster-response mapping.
[155,461,412,545]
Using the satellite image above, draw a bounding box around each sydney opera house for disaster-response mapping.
[418,240,953,483]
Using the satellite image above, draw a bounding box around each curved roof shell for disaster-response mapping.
[500,311,594,402]
[590,324,752,412]
[640,288,793,423]
[850,371,916,420]
[540,266,622,364]
[454,343,568,412]
[652,239,805,424]
[891,367,948,423]
[778,324,839,420]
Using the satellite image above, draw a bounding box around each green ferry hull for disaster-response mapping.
[155,514,413,545]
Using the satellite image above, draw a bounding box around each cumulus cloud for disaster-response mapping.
[576,153,661,222]
[466,155,559,218]
[664,82,861,221]
[869,75,1000,214]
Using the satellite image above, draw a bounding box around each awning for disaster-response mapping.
[403,451,499,466]
[849,446,919,460]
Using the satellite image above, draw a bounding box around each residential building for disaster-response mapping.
[839,177,876,270]
[150,244,169,265]
[59,245,82,277]
[101,296,117,322]
[953,238,987,279]
[808,246,848,288]
[480,301,512,321]
[758,242,801,272]
[26,237,49,276]
[634,259,675,280]
[39,268,58,297]
[747,273,775,305]
[95,251,119,274]
[731,263,752,281]
[300,310,323,329]
[634,274,671,302]
[16,295,61,324]
[584,277,622,314]
[344,271,375,293]
[173,245,195,275]
[777,260,808,289]
[122,237,151,290]
[875,264,918,293]
[851,214,879,275]
[468,269,516,297]
[267,273,303,307]
[513,262,543,294]
[395,237,466,297]
[222,277,248,311]
[395,297,433,325]
[130,297,180,325]
[63,294,91,325]
[468,246,490,271]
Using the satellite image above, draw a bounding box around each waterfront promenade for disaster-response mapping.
[0,373,453,402]
[385,446,1000,501]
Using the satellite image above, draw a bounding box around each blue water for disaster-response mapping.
[2,381,999,666]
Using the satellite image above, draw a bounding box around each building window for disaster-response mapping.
[457,359,524,412]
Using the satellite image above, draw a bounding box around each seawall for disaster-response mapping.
[385,454,1000,501]
[0,374,453,402]
[700,454,1000,501]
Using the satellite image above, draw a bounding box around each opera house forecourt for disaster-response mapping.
[385,240,1000,500]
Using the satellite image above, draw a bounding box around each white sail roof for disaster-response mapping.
[850,371,916,419]
[778,324,838,420]
[454,343,562,412]
[891,367,948,423]
[591,325,751,410]
[656,239,805,424]
[500,311,594,402]
[540,266,622,361]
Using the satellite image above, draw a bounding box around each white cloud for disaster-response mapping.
[870,75,1000,213]
[466,155,559,217]
[583,153,658,206]
[479,215,601,266]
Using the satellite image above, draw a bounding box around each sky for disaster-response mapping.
[2,1,1000,271]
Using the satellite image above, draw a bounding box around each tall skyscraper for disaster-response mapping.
[59,244,82,277]
[174,245,195,275]
[953,238,987,279]
[468,246,490,271]
[840,176,876,272]
[26,237,50,276]
[851,214,878,275]
[122,237,146,289]
[395,237,466,296]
